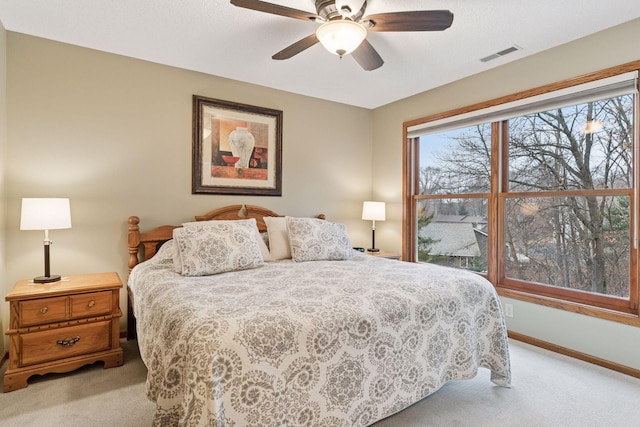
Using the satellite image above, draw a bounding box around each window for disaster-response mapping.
[416,124,491,272]
[404,63,640,321]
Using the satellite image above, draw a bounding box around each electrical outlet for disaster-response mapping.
[504,303,514,318]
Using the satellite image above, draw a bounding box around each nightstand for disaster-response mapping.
[366,251,402,260]
[3,272,124,392]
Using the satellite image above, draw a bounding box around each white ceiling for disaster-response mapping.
[1,0,639,109]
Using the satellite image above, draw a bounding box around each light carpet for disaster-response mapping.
[1,339,639,426]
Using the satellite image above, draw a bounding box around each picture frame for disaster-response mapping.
[192,95,283,196]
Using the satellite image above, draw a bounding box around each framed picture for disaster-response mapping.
[192,95,283,196]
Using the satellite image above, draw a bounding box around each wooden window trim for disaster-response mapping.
[403,59,640,324]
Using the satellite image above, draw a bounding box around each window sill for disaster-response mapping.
[496,287,640,327]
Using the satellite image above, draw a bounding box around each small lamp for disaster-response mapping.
[362,201,385,253]
[20,198,72,283]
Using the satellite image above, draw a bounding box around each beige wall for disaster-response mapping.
[3,18,640,371]
[3,33,374,340]
[0,20,7,356]
[372,18,640,370]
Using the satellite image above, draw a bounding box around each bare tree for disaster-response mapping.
[418,94,633,297]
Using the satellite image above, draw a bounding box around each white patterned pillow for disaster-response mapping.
[183,219,271,262]
[172,219,264,276]
[286,216,354,262]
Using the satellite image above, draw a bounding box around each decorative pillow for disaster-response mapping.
[151,238,176,266]
[263,216,291,260]
[182,219,271,262]
[172,219,264,276]
[286,216,354,262]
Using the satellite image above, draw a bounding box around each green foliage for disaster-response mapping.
[605,197,629,232]
[417,212,442,263]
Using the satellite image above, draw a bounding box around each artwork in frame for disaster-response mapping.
[192,95,283,196]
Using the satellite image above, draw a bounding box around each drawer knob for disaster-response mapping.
[88,300,96,308]
[56,336,80,347]
[40,306,48,314]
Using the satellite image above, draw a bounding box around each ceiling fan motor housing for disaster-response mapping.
[315,0,367,21]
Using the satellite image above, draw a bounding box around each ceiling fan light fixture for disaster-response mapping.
[316,19,367,57]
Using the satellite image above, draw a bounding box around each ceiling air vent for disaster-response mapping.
[480,45,522,63]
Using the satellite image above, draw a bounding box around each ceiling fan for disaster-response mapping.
[230,0,454,71]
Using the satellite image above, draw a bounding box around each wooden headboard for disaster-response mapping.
[127,204,289,273]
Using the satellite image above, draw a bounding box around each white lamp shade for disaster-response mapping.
[316,20,367,56]
[20,198,72,230]
[362,201,386,221]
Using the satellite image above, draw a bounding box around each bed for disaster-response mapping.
[127,205,511,426]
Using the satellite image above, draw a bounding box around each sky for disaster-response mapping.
[419,129,464,168]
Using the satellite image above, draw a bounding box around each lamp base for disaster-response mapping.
[33,275,61,284]
[367,248,380,253]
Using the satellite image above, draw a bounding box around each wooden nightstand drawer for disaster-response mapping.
[4,272,124,392]
[70,291,111,319]
[20,321,111,366]
[20,296,68,327]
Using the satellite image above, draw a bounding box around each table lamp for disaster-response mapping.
[362,201,385,253]
[20,198,72,283]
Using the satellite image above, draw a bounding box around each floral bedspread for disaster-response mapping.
[129,242,511,426]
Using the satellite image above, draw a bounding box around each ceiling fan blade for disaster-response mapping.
[272,34,319,60]
[352,39,384,71]
[230,0,319,21]
[363,10,454,32]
